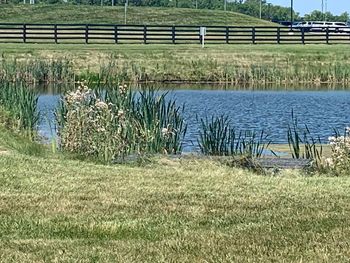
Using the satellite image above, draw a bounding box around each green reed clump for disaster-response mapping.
[197,115,271,158]
[56,83,186,163]
[0,82,39,134]
[287,112,323,165]
[0,58,75,84]
[132,89,186,154]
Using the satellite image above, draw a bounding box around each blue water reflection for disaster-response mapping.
[37,89,350,150]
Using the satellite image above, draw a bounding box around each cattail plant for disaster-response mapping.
[287,111,323,165]
[0,82,39,136]
[197,115,271,158]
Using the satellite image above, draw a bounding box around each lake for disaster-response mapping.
[37,86,350,151]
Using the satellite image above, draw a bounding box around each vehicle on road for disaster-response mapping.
[292,21,350,33]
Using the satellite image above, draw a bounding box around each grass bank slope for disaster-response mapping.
[0,4,274,26]
[0,127,350,261]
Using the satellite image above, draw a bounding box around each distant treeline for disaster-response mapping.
[3,0,350,23]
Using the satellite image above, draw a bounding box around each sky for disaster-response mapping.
[267,0,350,16]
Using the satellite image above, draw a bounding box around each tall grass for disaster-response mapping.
[197,115,271,158]
[101,57,343,85]
[0,58,75,84]
[0,82,39,135]
[79,56,350,85]
[56,84,186,163]
[2,54,350,85]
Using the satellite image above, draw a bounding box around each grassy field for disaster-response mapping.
[1,43,350,84]
[2,6,350,260]
[0,4,274,26]
[1,126,350,262]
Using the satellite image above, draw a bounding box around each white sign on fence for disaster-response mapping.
[200,26,206,48]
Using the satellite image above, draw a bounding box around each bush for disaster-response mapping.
[56,83,186,163]
[324,128,350,176]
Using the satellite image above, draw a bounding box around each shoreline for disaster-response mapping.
[1,44,350,85]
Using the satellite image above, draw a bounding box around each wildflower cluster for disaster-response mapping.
[56,84,186,163]
[58,83,134,161]
[324,127,350,175]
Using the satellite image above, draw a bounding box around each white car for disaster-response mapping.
[324,22,350,33]
[292,21,350,33]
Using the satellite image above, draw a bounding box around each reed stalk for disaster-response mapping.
[197,115,271,158]
[287,111,323,165]
[0,82,39,136]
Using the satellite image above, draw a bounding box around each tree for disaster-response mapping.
[304,10,324,21]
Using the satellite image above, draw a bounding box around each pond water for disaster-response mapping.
[37,86,350,151]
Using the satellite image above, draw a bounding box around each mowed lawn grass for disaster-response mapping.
[0,4,274,26]
[0,128,350,262]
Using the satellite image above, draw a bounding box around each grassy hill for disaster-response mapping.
[0,4,275,25]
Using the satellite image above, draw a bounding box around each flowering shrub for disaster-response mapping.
[56,83,186,163]
[59,85,128,161]
[324,127,350,175]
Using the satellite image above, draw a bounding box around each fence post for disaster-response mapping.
[54,24,58,44]
[326,27,329,44]
[301,28,305,45]
[85,24,89,44]
[252,27,256,44]
[277,27,280,44]
[143,25,147,44]
[23,24,27,43]
[226,26,229,44]
[114,25,118,44]
[172,26,176,44]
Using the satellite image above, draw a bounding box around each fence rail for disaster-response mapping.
[0,23,350,44]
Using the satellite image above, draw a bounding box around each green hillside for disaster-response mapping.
[0,4,276,25]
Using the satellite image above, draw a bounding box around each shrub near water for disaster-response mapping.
[324,128,350,176]
[56,83,186,163]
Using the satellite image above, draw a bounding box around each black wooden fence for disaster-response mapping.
[0,23,350,44]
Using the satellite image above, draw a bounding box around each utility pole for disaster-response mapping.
[259,0,262,19]
[321,0,324,20]
[124,0,128,24]
[224,0,226,11]
[290,0,294,30]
